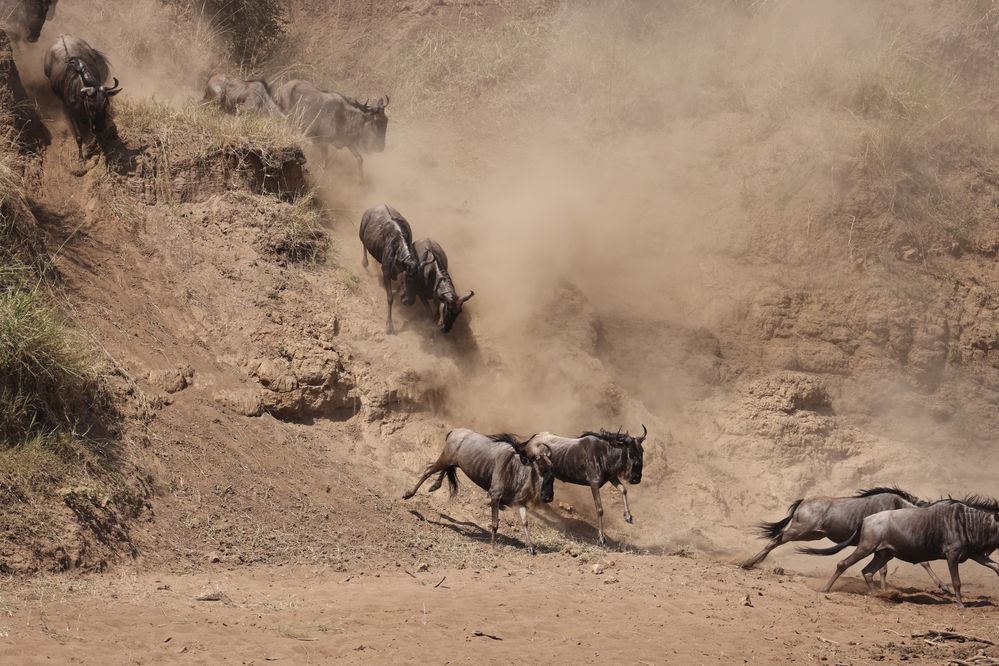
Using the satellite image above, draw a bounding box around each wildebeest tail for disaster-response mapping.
[445,466,459,498]
[796,526,860,556]
[754,498,802,541]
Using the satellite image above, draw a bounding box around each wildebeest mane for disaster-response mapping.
[488,433,523,446]
[854,486,925,506]
[947,494,999,513]
[580,429,634,444]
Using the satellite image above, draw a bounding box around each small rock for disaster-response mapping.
[603,577,619,585]
[558,502,575,514]
[417,562,429,572]
[207,552,221,564]
[772,567,785,576]
[592,564,605,575]
[743,593,753,607]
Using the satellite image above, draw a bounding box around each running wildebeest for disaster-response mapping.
[202,74,282,116]
[413,238,474,334]
[1,0,57,43]
[741,486,950,593]
[274,79,388,180]
[44,34,122,166]
[360,204,431,334]
[402,429,555,555]
[527,426,647,545]
[801,496,999,607]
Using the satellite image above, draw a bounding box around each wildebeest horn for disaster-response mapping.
[102,78,122,96]
[638,424,647,443]
[459,290,474,303]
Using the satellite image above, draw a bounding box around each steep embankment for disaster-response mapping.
[4,0,999,576]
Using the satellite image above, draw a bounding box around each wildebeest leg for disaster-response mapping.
[350,148,364,184]
[361,245,369,268]
[426,471,447,493]
[518,505,535,556]
[971,553,999,577]
[946,555,963,607]
[590,484,606,545]
[741,540,783,569]
[383,271,395,334]
[861,551,894,592]
[67,115,84,167]
[820,544,876,593]
[608,478,633,524]
[490,502,500,549]
[878,566,887,591]
[920,562,953,594]
[401,464,446,500]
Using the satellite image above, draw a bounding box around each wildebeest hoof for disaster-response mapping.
[528,547,536,556]
[739,561,755,570]
[401,491,414,500]
[625,515,634,525]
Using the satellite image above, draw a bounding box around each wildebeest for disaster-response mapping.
[802,496,999,607]
[402,429,555,555]
[1,0,57,43]
[527,426,647,545]
[741,486,950,592]
[413,238,474,334]
[202,74,282,117]
[274,79,388,180]
[44,34,122,166]
[360,204,431,334]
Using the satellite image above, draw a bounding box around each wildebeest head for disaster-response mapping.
[423,252,474,333]
[10,0,55,42]
[358,96,389,153]
[590,425,647,484]
[69,57,122,132]
[520,438,555,504]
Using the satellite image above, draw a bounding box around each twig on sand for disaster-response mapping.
[913,630,995,646]
[434,576,447,588]
[817,636,839,645]
[948,653,999,666]
[473,630,503,641]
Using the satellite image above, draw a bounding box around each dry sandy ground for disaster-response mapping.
[3,554,999,665]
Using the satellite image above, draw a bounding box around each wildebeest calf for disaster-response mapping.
[742,486,949,592]
[802,496,999,607]
[527,426,646,545]
[413,238,473,334]
[202,74,282,116]
[402,429,555,555]
[44,34,122,166]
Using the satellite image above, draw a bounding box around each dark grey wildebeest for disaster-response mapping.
[360,204,431,334]
[742,487,949,592]
[413,238,474,334]
[202,74,282,116]
[402,429,555,555]
[527,426,646,545]
[802,496,999,607]
[44,34,122,166]
[274,79,388,180]
[1,0,57,43]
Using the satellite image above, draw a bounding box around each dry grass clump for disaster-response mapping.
[257,191,330,264]
[115,98,303,159]
[0,128,111,451]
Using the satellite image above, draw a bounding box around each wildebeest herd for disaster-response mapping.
[5,2,999,611]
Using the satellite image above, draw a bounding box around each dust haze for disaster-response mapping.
[16,0,999,555]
